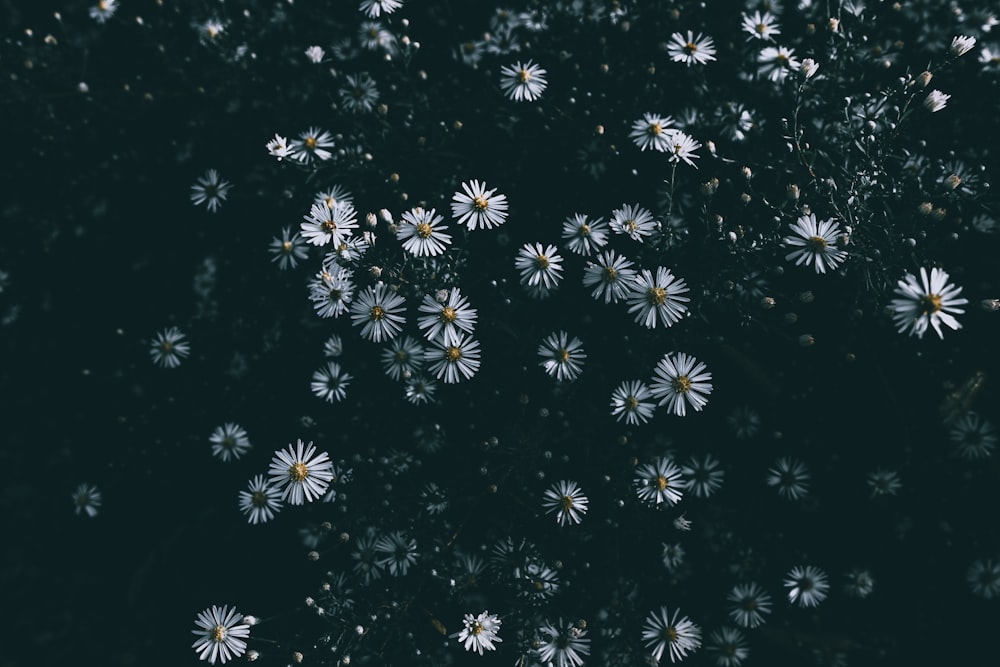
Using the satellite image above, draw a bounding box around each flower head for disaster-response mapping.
[741,11,780,41]
[150,326,191,368]
[561,213,608,255]
[630,113,676,152]
[767,457,811,500]
[350,282,407,342]
[500,61,548,101]
[951,35,977,57]
[267,440,335,505]
[451,179,509,230]
[397,207,452,257]
[190,169,232,213]
[610,204,659,241]
[72,483,102,517]
[515,242,564,297]
[311,362,352,402]
[265,133,291,160]
[626,267,690,329]
[426,333,481,384]
[784,565,830,607]
[641,606,702,663]
[417,288,477,346]
[191,606,251,664]
[536,619,591,667]
[268,227,309,270]
[650,352,713,416]
[359,0,403,19]
[667,31,717,66]
[583,250,638,303]
[538,331,586,382]
[238,474,282,524]
[453,610,502,655]
[757,45,800,81]
[923,89,951,112]
[783,213,848,274]
[889,267,967,339]
[301,201,359,247]
[727,582,772,628]
[339,72,380,114]
[89,0,119,24]
[542,480,590,526]
[291,127,335,163]
[610,380,656,425]
[209,423,251,462]
[634,457,686,506]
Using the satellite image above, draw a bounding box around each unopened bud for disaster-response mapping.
[798,334,815,347]
[786,184,800,201]
[292,652,304,664]
[918,202,933,215]
[944,174,962,190]
[801,58,819,79]
[980,299,1000,312]
[760,296,777,309]
[799,291,815,304]
[916,70,933,87]
[365,212,377,227]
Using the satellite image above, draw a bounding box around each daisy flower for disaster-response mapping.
[150,326,190,368]
[359,21,397,52]
[268,227,309,270]
[209,423,251,462]
[662,543,685,570]
[265,133,291,160]
[757,46,800,81]
[923,89,951,112]
[405,375,437,404]
[350,282,407,343]
[667,31,717,66]
[867,469,902,497]
[453,611,502,655]
[397,207,453,257]
[949,412,997,459]
[667,131,702,167]
[500,60,548,101]
[641,606,702,663]
[741,11,780,41]
[784,565,830,607]
[889,267,967,339]
[190,169,232,213]
[634,457,686,506]
[238,474,282,524]
[374,531,418,576]
[542,480,589,526]
[451,179,509,230]
[72,483,102,517]
[309,266,355,319]
[610,380,656,425]
[626,267,690,329]
[610,204,658,241]
[561,213,608,255]
[339,72,380,114]
[706,627,749,667]
[967,559,1000,599]
[311,362,352,402]
[291,127,335,163]
[727,582,772,628]
[844,569,876,598]
[629,113,676,152]
[583,250,638,303]
[267,440,335,505]
[681,453,724,498]
[767,457,811,500]
[951,35,977,57]
[89,0,118,24]
[323,334,344,358]
[426,333,481,383]
[381,335,426,380]
[359,0,403,19]
[515,242,564,295]
[650,352,713,416]
[783,213,848,273]
[301,201,359,247]
[537,330,586,381]
[191,605,251,665]
[536,619,591,667]
[416,288,477,345]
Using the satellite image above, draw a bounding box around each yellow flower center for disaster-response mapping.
[473,195,489,211]
[672,375,692,394]
[559,495,574,510]
[440,306,457,323]
[649,286,668,305]
[665,627,678,642]
[446,346,462,362]
[535,255,550,269]
[251,491,267,507]
[756,23,767,34]
[626,396,639,410]
[920,293,943,314]
[470,621,484,636]
[685,42,698,54]
[305,136,318,149]
[558,349,570,363]
[579,224,591,236]
[290,462,309,481]
[655,475,669,491]
[648,123,662,136]
[416,222,433,238]
[371,305,386,321]
[518,69,531,83]
[776,53,789,65]
[282,240,293,252]
[806,235,827,251]
[211,624,228,643]
[602,266,618,282]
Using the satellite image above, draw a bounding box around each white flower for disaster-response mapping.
[291,127,335,163]
[426,333,481,383]
[359,0,402,18]
[610,380,656,425]
[397,207,452,256]
[72,483,102,517]
[706,627,749,667]
[89,0,118,23]
[537,331,586,381]
[374,531,418,576]
[583,250,638,303]
[662,543,685,570]
[727,582,772,628]
[381,335,426,380]
[314,185,354,210]
[536,619,590,667]
[311,362,352,402]
[265,133,291,160]
[767,457,811,500]
[451,179,509,230]
[150,326,191,368]
[757,46,800,81]
[634,457,685,506]
[339,72,380,114]
[268,227,309,270]
[561,213,608,255]
[404,375,437,404]
[515,242,564,296]
[416,288,477,345]
[610,203,658,241]
[349,282,407,342]
[301,201,359,247]
[304,45,325,63]
[267,440,335,505]
[889,267,967,338]
[667,31,717,65]
[650,352,713,416]
[626,267,690,329]
[309,265,355,319]
[500,60,548,101]
[951,35,977,56]
[800,57,819,79]
[923,89,951,112]
[190,169,232,213]
[191,606,251,665]
[209,423,251,462]
[784,565,830,607]
[238,474,282,524]
[453,611,502,655]
[541,480,589,526]
[741,11,780,41]
[641,606,702,663]
[681,453,724,498]
[666,131,702,167]
[629,113,676,152]
[783,213,847,273]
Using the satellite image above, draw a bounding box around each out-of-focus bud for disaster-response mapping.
[798,334,815,347]
[916,70,933,87]
[786,184,800,201]
[980,299,1000,312]
[918,202,933,216]
[760,296,777,309]
[801,58,819,79]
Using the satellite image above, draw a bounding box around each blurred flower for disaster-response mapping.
[681,453,724,498]
[783,213,848,274]
[542,480,590,526]
[405,375,437,404]
[190,169,232,213]
[311,362,352,402]
[626,267,690,329]
[315,185,354,210]
[381,335,426,380]
[72,483,102,518]
[268,227,309,270]
[667,31,717,66]
[726,406,760,439]
[784,565,830,607]
[843,569,875,598]
[350,282,407,342]
[417,288,477,345]
[191,606,251,665]
[536,619,591,667]
[339,73,380,114]
[800,57,819,79]
[265,133,291,160]
[766,457,811,500]
[610,380,656,425]
[323,334,344,358]
[538,330,586,381]
[650,352,713,416]
[923,90,951,112]
[359,0,403,18]
[967,559,1000,598]
[309,265,355,318]
[290,127,335,163]
[359,21,397,52]
[304,45,325,63]
[706,627,749,667]
[451,179,509,230]
[727,582,772,628]
[889,267,967,339]
[150,326,191,368]
[949,412,997,459]
[500,61,548,101]
[374,531,418,576]
[951,35,977,56]
[641,606,702,663]
[209,423,251,462]
[866,469,902,497]
[267,440,335,505]
[562,213,608,256]
[583,250,638,303]
[757,46,800,81]
[741,11,780,41]
[426,333,482,383]
[634,457,685,506]
[662,542,685,570]
[238,475,282,525]
[453,611,502,655]
[629,113,677,152]
[89,0,118,24]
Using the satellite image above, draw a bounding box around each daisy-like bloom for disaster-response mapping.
[667,31,717,66]
[359,20,397,52]
[359,0,402,18]
[538,331,586,382]
[267,440,335,505]
[766,457,811,500]
[309,266,355,319]
[323,334,343,358]
[681,453,724,498]
[662,543,685,570]
[634,457,686,506]
[650,352,713,416]
[642,606,702,663]
[311,362,352,402]
[967,559,1000,599]
[301,201,359,247]
[190,169,232,213]
[757,45,800,82]
[951,34,977,56]
[339,72,380,114]
[741,10,780,41]
[500,60,548,101]
[209,423,251,462]
[238,474,282,524]
[949,412,997,459]
[843,569,876,599]
[536,619,591,667]
[352,529,385,583]
[405,375,437,404]
[374,531,418,576]
[381,335,426,380]
[979,44,1000,71]
[397,207,453,257]
[866,469,902,497]
[515,242,564,295]
[350,282,407,343]
[542,480,590,526]
[610,204,659,241]
[923,89,951,112]
[561,213,608,256]
[191,605,251,665]
[630,113,677,152]
[72,483,102,517]
[426,333,481,383]
[706,627,749,667]
[627,267,690,329]
[290,127,335,163]
[304,45,325,63]
[726,406,760,439]
[783,213,848,274]
[889,267,968,339]
[610,380,656,425]
[583,250,638,304]
[522,560,560,600]
[453,611,502,655]
[667,131,702,167]
[727,582,772,628]
[265,133,291,160]
[268,227,309,270]
[150,326,191,368]
[451,179,509,230]
[89,0,118,23]
[417,288,477,345]
[314,185,354,211]
[784,565,830,607]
